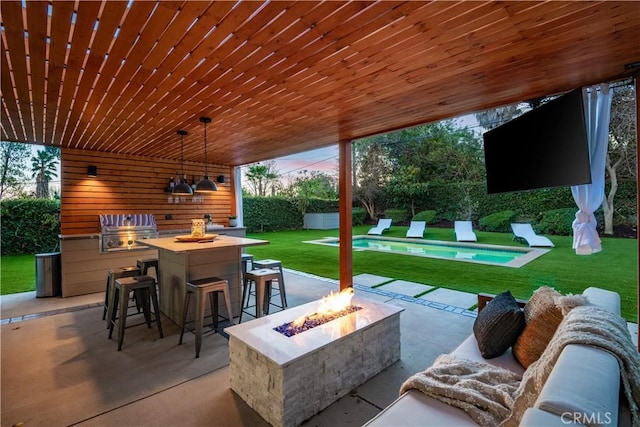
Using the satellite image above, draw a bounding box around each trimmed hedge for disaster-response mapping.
[352,207,367,226]
[478,210,518,232]
[243,196,303,233]
[384,208,409,224]
[412,210,438,224]
[1,199,61,255]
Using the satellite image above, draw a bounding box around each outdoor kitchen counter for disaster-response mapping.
[140,235,269,325]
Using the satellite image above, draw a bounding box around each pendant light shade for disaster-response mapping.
[173,130,193,195]
[196,116,218,193]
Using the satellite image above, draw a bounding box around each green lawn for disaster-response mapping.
[245,226,638,323]
[1,227,637,322]
[1,254,36,294]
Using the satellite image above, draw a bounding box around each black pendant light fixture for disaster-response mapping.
[196,116,218,193]
[172,130,193,195]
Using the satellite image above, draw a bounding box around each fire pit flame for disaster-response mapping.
[274,288,362,337]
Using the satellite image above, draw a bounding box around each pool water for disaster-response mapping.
[307,236,549,268]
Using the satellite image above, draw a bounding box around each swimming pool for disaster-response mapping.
[305,236,550,268]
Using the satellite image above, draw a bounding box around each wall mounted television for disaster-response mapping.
[482,88,591,194]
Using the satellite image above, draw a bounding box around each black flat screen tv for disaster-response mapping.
[482,88,591,194]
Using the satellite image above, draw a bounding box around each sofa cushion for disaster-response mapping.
[534,344,620,427]
[513,286,563,368]
[583,287,621,314]
[473,290,525,359]
[451,335,525,375]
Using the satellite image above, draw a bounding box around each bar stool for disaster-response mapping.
[137,258,159,279]
[102,266,140,321]
[241,253,253,284]
[252,259,287,309]
[108,275,163,351]
[240,268,282,322]
[179,277,234,358]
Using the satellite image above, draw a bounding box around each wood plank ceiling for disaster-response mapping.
[1,1,639,167]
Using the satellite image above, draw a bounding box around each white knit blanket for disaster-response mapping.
[401,305,640,427]
[400,354,522,426]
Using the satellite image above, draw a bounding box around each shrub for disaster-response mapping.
[384,208,409,223]
[352,207,367,226]
[537,208,577,236]
[479,210,518,232]
[1,198,61,255]
[412,210,438,224]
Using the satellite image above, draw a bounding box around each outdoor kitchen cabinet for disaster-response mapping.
[59,234,157,297]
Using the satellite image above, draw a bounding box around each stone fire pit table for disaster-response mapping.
[225,294,403,427]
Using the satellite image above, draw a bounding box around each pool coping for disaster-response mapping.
[304,235,550,268]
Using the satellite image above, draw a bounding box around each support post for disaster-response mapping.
[635,75,639,352]
[339,140,353,290]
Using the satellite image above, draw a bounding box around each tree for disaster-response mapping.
[283,170,338,214]
[386,165,429,217]
[352,141,392,220]
[31,149,58,199]
[244,160,280,196]
[389,121,484,183]
[0,141,31,199]
[602,84,637,234]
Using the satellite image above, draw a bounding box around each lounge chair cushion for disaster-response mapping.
[472,291,525,359]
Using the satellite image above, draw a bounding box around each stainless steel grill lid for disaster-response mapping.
[99,214,158,252]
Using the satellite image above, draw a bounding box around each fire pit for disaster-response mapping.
[225,291,403,427]
[273,288,363,337]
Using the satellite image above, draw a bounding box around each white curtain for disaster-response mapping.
[571,84,612,255]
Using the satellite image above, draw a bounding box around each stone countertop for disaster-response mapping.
[225,295,404,366]
[139,234,268,253]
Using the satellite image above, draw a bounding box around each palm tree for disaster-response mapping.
[31,150,58,198]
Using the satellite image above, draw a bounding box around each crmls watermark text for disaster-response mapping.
[561,412,613,425]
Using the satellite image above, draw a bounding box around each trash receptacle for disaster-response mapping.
[35,252,61,297]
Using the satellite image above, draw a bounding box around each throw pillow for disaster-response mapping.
[555,293,589,315]
[513,286,563,368]
[473,290,526,359]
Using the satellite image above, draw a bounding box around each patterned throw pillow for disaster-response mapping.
[473,290,526,359]
[512,286,563,368]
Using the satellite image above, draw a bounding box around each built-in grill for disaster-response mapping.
[99,214,158,253]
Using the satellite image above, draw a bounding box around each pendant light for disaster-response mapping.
[196,116,218,193]
[172,130,193,195]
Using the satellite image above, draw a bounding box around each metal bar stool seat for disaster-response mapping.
[179,277,234,358]
[103,266,140,321]
[108,275,163,351]
[137,258,159,280]
[240,268,282,322]
[251,259,287,309]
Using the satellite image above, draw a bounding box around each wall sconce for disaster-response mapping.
[216,175,225,183]
[87,165,97,177]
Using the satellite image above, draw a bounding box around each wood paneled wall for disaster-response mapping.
[61,148,235,234]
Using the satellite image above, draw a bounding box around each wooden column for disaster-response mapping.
[635,75,639,352]
[339,140,353,290]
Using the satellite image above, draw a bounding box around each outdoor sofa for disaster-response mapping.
[365,286,638,426]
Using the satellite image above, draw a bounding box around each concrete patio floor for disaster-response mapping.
[0,271,482,427]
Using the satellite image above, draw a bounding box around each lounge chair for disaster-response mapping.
[406,221,426,238]
[511,223,555,247]
[367,218,392,235]
[454,220,477,242]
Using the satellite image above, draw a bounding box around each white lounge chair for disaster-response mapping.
[454,220,477,242]
[367,218,392,235]
[511,223,555,247]
[406,221,426,238]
